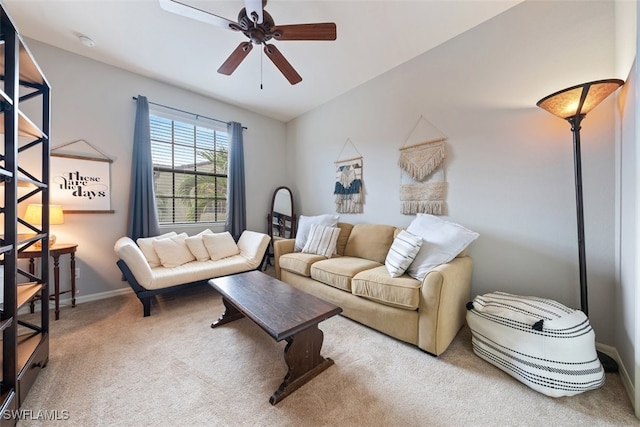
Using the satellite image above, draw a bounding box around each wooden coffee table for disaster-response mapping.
[209,270,342,404]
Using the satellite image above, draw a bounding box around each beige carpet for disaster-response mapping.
[17,280,637,427]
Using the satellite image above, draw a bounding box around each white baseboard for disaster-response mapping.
[596,342,635,411]
[19,287,133,315]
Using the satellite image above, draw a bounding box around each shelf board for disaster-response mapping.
[0,39,46,86]
[0,109,44,139]
[17,332,42,374]
[16,175,46,189]
[17,283,41,310]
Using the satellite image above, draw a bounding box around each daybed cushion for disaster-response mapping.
[344,224,396,263]
[279,253,327,277]
[152,233,195,268]
[310,257,382,292]
[352,266,421,310]
[137,232,178,267]
[144,256,256,290]
[185,229,214,261]
[203,232,240,261]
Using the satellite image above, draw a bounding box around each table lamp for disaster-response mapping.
[23,204,65,248]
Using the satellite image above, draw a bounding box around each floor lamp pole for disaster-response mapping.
[567,115,589,316]
[568,114,618,373]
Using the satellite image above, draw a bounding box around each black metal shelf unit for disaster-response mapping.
[0,3,51,424]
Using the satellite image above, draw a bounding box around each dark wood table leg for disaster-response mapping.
[211,297,245,328]
[53,254,60,320]
[70,252,76,307]
[269,324,334,405]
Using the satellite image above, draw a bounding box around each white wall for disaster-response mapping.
[21,40,287,299]
[614,0,638,412]
[287,1,621,343]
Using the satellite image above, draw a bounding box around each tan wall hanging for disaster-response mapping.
[399,116,447,215]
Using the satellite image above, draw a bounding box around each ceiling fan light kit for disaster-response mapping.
[159,0,337,85]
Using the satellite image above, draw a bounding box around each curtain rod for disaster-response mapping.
[132,96,247,130]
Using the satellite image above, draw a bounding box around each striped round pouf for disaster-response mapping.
[466,291,605,397]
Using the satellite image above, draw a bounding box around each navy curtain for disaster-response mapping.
[225,121,246,240]
[127,95,160,240]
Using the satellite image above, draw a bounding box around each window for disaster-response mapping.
[149,114,229,224]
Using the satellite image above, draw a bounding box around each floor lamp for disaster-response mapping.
[536,78,624,373]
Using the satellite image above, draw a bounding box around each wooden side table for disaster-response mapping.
[18,243,78,320]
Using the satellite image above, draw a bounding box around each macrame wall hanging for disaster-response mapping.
[399,115,447,215]
[334,138,364,213]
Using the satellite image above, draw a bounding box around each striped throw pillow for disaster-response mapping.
[385,230,423,278]
[302,224,341,258]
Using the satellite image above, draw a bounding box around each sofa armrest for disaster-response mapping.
[114,237,154,288]
[273,238,295,279]
[237,230,271,269]
[417,256,473,355]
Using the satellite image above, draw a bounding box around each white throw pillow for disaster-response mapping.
[202,232,241,261]
[406,214,479,281]
[294,214,340,252]
[302,224,341,258]
[151,233,195,268]
[385,230,423,278]
[136,231,178,267]
[185,229,214,261]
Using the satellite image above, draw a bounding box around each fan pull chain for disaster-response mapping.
[260,45,263,90]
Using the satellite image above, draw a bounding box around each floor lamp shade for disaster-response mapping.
[536,78,623,373]
[537,79,624,119]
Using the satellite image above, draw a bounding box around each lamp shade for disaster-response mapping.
[536,79,624,119]
[23,204,65,225]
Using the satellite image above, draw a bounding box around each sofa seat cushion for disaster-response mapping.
[279,252,327,277]
[311,257,382,292]
[352,266,421,310]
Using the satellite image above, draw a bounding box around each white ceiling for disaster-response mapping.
[4,0,523,122]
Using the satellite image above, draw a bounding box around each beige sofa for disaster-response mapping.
[274,223,473,356]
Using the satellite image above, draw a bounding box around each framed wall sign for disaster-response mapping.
[51,153,114,213]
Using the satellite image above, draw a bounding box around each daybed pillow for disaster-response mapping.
[294,214,339,252]
[185,229,214,261]
[302,224,341,258]
[406,214,479,281]
[137,231,178,267]
[385,230,423,278]
[152,233,195,268]
[203,232,241,261]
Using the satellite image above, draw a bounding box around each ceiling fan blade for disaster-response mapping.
[271,23,337,41]
[159,0,238,30]
[218,42,254,75]
[263,44,302,85]
[244,0,264,24]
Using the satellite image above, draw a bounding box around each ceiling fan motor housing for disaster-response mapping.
[238,8,275,44]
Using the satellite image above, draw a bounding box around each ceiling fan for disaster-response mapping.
[158,0,337,85]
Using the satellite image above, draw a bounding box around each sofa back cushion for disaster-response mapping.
[335,222,354,256]
[344,224,397,263]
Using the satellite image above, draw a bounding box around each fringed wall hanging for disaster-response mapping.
[399,116,447,215]
[334,138,364,213]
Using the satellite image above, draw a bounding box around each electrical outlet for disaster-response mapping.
[75,268,80,279]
